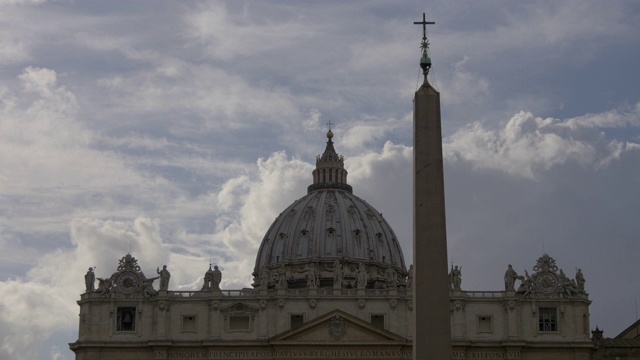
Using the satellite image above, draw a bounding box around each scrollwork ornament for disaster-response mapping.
[533,254,558,273]
[357,299,366,309]
[389,299,398,310]
[308,299,317,309]
[503,300,516,312]
[117,254,141,272]
[158,300,171,312]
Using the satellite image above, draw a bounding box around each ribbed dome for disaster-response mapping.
[252,132,407,289]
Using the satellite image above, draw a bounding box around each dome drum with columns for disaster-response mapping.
[252,130,407,290]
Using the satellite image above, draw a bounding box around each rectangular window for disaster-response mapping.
[181,315,197,332]
[229,315,250,331]
[116,307,136,332]
[290,314,304,329]
[539,307,558,332]
[370,314,385,329]
[477,316,493,333]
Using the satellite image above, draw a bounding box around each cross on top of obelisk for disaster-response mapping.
[413,12,435,76]
[413,13,434,51]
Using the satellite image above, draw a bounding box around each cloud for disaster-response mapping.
[439,56,490,107]
[561,102,640,130]
[95,64,301,132]
[0,68,177,238]
[437,1,635,65]
[0,0,46,5]
[184,2,311,62]
[0,33,31,64]
[217,152,312,261]
[0,217,167,360]
[444,105,640,178]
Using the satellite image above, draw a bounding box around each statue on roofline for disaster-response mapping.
[84,267,95,293]
[449,265,462,291]
[157,265,170,291]
[504,264,518,292]
[212,265,222,290]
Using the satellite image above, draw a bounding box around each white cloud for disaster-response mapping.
[439,56,490,107]
[184,2,311,62]
[0,0,46,4]
[0,68,180,239]
[561,102,640,129]
[0,217,167,360]
[95,64,300,131]
[444,106,640,178]
[218,152,312,261]
[437,1,634,65]
[0,33,31,64]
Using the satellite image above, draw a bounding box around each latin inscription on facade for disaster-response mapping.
[155,350,521,359]
[452,351,521,359]
[156,350,414,359]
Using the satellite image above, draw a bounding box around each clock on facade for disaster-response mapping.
[117,271,140,293]
[535,272,558,293]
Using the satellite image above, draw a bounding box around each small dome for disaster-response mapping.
[253,132,406,289]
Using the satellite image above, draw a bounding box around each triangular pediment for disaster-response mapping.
[270,309,408,344]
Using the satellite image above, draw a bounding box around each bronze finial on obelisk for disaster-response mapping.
[412,12,452,360]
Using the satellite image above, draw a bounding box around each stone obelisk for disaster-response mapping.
[413,13,452,360]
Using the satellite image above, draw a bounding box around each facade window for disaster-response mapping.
[477,316,493,333]
[370,314,385,329]
[181,315,197,332]
[538,307,558,332]
[290,314,304,329]
[229,315,250,331]
[116,307,136,332]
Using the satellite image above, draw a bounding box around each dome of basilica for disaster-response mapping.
[252,131,407,290]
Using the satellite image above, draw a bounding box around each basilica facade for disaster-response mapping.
[70,131,594,360]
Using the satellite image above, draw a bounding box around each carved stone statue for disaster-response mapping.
[521,270,533,297]
[141,277,159,297]
[563,279,579,298]
[212,265,222,290]
[384,267,397,288]
[259,267,270,289]
[576,268,586,292]
[449,265,462,291]
[96,277,112,296]
[202,265,213,290]
[258,267,270,289]
[406,264,414,289]
[355,263,368,289]
[559,269,567,283]
[333,260,344,289]
[84,267,95,293]
[504,264,518,291]
[156,265,170,291]
[306,265,318,289]
[276,267,288,290]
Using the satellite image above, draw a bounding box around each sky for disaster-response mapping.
[1,1,639,359]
